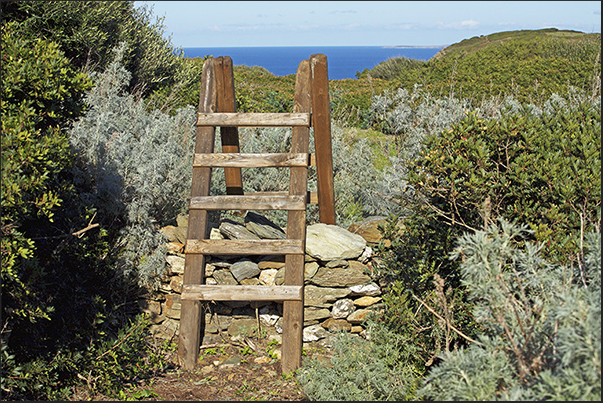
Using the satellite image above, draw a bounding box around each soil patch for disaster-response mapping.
[70,336,330,401]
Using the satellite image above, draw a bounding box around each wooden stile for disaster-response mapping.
[178,54,334,375]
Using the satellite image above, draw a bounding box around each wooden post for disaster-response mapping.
[310,54,336,225]
[282,59,311,374]
[177,57,218,369]
[217,56,244,195]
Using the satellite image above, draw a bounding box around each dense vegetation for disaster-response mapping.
[1,1,600,400]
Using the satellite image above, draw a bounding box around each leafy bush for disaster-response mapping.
[1,23,171,400]
[418,219,600,400]
[370,91,600,382]
[1,314,170,400]
[1,1,182,101]
[409,95,601,264]
[1,19,92,338]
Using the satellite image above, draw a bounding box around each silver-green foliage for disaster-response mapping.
[363,85,471,217]
[69,45,196,287]
[212,125,379,228]
[418,219,601,400]
[363,85,601,219]
[297,318,420,401]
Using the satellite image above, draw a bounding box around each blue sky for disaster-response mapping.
[134,1,601,47]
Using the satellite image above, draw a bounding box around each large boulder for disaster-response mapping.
[305,223,366,261]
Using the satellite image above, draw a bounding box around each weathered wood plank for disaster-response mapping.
[185,239,304,255]
[249,191,317,204]
[181,285,303,302]
[282,57,311,375]
[178,56,219,370]
[189,195,306,211]
[197,112,311,127]
[217,57,243,196]
[310,54,336,225]
[193,153,309,168]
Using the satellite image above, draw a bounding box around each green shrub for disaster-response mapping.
[409,96,601,264]
[1,1,182,102]
[371,92,600,379]
[1,19,92,334]
[1,314,170,400]
[1,23,169,401]
[297,317,421,401]
[418,219,600,400]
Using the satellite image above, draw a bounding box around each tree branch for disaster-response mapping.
[411,292,483,346]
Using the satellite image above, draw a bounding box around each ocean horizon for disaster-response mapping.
[181,46,444,80]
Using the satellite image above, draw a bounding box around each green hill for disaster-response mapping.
[361,28,601,105]
[431,28,594,60]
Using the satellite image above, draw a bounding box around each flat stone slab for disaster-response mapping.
[310,266,371,287]
[305,223,366,261]
[230,259,260,282]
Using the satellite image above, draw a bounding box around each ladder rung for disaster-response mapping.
[181,284,303,302]
[190,195,306,211]
[252,191,318,204]
[185,239,304,255]
[197,112,311,127]
[193,153,309,168]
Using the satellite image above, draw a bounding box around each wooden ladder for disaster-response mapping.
[177,54,335,374]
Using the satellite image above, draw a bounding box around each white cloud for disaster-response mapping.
[329,9,357,15]
[386,23,413,30]
[437,20,480,30]
[343,23,361,30]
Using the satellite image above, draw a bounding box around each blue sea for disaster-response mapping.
[181,46,444,80]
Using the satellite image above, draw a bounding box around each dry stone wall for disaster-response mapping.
[140,213,388,350]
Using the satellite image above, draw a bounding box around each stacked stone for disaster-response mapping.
[141,213,385,347]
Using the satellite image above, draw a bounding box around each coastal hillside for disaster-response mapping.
[358,28,601,105]
[2,1,600,398]
[227,28,600,127]
[431,27,598,60]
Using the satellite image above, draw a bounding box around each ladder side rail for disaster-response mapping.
[310,54,336,225]
[282,58,311,374]
[217,57,244,196]
[178,57,219,370]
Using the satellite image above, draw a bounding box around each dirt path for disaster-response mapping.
[75,337,319,401]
